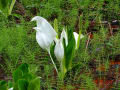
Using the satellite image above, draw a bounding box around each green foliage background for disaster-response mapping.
[0,0,120,89]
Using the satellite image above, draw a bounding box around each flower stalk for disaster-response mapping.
[48,51,58,75]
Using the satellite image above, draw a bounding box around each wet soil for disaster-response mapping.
[89,54,120,89]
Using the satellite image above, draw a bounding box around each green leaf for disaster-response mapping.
[8,81,13,88]
[22,73,35,82]
[54,18,59,38]
[13,69,23,83]
[18,79,29,90]
[65,29,76,70]
[77,30,82,50]
[13,63,29,84]
[61,38,67,78]
[61,29,76,78]
[54,19,58,33]
[27,77,40,90]
[0,81,7,90]
[18,63,29,75]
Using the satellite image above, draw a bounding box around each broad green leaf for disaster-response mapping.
[18,63,29,74]
[22,73,35,82]
[27,77,40,90]
[13,69,23,83]
[18,79,29,90]
[0,81,7,90]
[65,29,76,70]
[61,30,76,78]
[61,38,67,78]
[8,81,13,88]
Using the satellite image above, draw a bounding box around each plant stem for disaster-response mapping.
[48,51,59,75]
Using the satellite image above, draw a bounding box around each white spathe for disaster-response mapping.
[31,16,57,37]
[31,16,57,51]
[54,39,64,61]
[73,32,84,48]
[35,30,53,50]
[54,29,67,61]
[61,29,68,46]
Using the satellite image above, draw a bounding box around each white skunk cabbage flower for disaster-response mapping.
[54,29,85,61]
[34,27,54,51]
[54,39,64,61]
[54,29,67,61]
[31,16,57,51]
[31,16,57,36]
[8,87,13,90]
[73,32,84,49]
